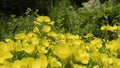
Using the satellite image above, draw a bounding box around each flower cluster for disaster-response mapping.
[0,16,120,68]
[101,25,120,32]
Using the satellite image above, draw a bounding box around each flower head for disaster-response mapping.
[48,56,62,67]
[52,43,73,60]
[43,25,51,33]
[73,48,90,64]
[36,16,50,23]
[33,27,40,33]
[31,55,48,68]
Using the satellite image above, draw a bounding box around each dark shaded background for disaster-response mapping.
[0,0,90,16]
[0,0,112,16]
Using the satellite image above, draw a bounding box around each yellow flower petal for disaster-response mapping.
[31,55,48,68]
[43,25,51,33]
[47,31,57,38]
[15,33,26,40]
[48,56,62,67]
[33,27,40,34]
[52,43,73,60]
[36,16,50,23]
[73,49,90,64]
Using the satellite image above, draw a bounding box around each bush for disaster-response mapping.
[49,0,120,38]
[0,8,37,40]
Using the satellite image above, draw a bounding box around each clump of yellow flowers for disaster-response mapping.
[101,25,120,32]
[1,16,120,68]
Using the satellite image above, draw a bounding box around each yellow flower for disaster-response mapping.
[31,55,48,68]
[36,16,45,23]
[12,60,22,68]
[100,25,111,30]
[93,65,100,68]
[52,43,73,60]
[21,58,34,68]
[49,21,54,25]
[0,60,11,68]
[33,27,40,33]
[23,45,35,54]
[41,39,49,47]
[48,21,55,26]
[73,48,90,64]
[36,16,50,23]
[48,56,62,68]
[100,54,109,68]
[15,33,26,40]
[117,26,120,30]
[44,16,51,22]
[56,33,65,39]
[27,32,34,38]
[5,38,13,43]
[65,33,74,39]
[84,33,94,38]
[31,37,39,45]
[112,25,118,30]
[105,40,120,55]
[0,52,13,63]
[0,43,11,52]
[14,41,23,51]
[12,58,33,68]
[72,63,87,68]
[73,35,80,39]
[90,38,103,49]
[72,39,83,46]
[43,25,51,33]
[113,58,120,68]
[34,21,40,25]
[47,31,57,38]
[37,46,48,54]
[108,58,113,65]
[118,34,120,38]
[101,25,119,31]
[90,51,100,62]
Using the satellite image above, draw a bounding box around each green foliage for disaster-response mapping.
[49,0,105,36]
[49,0,80,34]
[0,8,38,40]
[0,17,9,40]
[108,3,120,25]
[49,0,120,39]
[76,0,113,37]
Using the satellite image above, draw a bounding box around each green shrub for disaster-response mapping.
[0,8,37,40]
[49,0,80,34]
